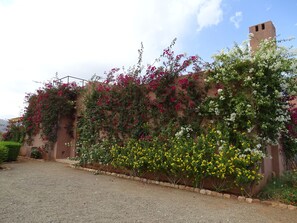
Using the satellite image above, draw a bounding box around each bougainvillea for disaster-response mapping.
[23,80,83,144]
[77,40,205,147]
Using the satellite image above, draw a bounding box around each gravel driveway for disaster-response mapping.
[0,159,296,223]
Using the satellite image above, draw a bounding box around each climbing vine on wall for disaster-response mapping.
[23,80,83,144]
[78,40,206,147]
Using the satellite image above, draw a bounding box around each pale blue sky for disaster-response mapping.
[0,0,296,119]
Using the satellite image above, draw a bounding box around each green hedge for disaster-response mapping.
[0,141,21,161]
[0,144,8,164]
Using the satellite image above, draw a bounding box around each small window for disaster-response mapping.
[261,23,265,30]
[255,25,259,32]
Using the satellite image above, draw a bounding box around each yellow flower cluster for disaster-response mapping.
[111,128,263,189]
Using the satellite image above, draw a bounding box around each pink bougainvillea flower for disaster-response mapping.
[178,78,189,89]
[57,90,63,96]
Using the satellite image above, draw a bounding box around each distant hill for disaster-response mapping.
[0,119,8,132]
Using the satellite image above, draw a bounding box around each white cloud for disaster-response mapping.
[0,0,224,118]
[230,11,243,29]
[196,0,223,32]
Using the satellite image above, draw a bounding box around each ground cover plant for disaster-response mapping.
[258,169,297,205]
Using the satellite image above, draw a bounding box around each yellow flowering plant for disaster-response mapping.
[110,126,262,192]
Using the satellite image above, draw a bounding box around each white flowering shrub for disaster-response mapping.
[202,38,297,151]
[175,125,193,138]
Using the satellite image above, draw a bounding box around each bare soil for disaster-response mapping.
[0,159,296,223]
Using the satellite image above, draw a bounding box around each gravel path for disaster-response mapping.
[0,159,296,223]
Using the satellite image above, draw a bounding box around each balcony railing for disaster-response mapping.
[56,75,88,87]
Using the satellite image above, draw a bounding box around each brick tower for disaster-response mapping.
[249,21,276,51]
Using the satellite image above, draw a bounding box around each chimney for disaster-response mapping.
[249,21,276,51]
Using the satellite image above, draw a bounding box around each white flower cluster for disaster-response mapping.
[217,139,226,152]
[208,100,220,115]
[245,76,252,82]
[175,125,193,138]
[274,90,283,99]
[272,61,283,71]
[215,108,220,115]
[240,145,266,159]
[247,125,254,133]
[280,82,288,91]
[275,114,290,122]
[275,107,291,125]
[226,113,236,122]
[252,149,266,159]
[219,95,225,100]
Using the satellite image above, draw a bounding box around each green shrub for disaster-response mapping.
[0,144,8,164]
[111,127,263,190]
[2,123,25,143]
[280,170,297,188]
[77,141,113,166]
[258,170,297,205]
[0,141,21,161]
[282,133,297,164]
[30,147,42,159]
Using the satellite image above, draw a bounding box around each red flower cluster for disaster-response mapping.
[178,78,189,89]
[79,41,205,142]
[22,81,82,143]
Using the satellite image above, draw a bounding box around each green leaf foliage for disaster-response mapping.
[0,141,21,161]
